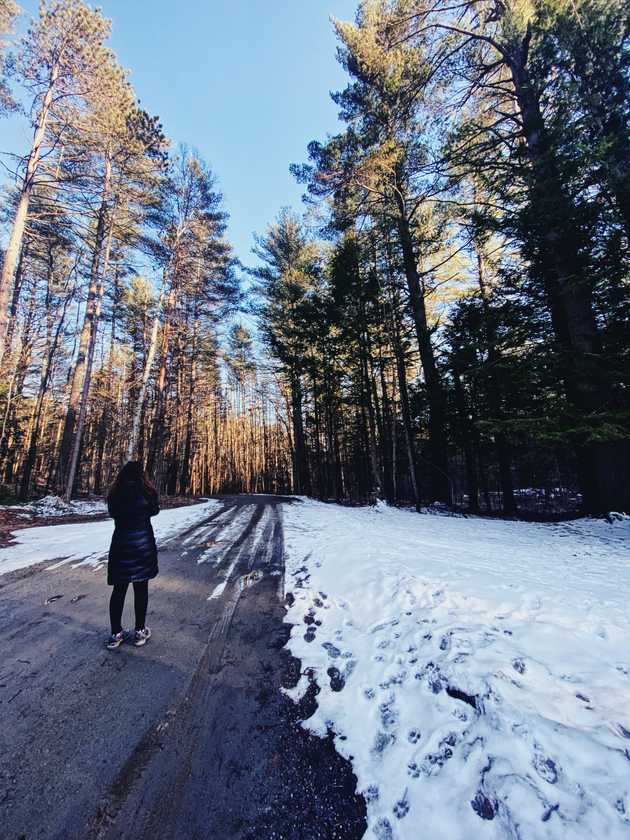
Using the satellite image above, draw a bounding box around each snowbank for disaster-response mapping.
[283,500,630,839]
[0,499,221,575]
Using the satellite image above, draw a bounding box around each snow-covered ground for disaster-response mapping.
[283,500,630,840]
[0,499,220,575]
[0,494,109,518]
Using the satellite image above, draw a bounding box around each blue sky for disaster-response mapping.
[2,0,358,265]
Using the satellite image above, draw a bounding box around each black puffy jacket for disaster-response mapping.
[107,484,160,585]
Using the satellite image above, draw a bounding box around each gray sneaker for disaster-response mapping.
[133,627,152,647]
[106,631,125,650]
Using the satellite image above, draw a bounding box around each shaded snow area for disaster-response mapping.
[0,499,221,575]
[282,500,630,840]
[0,494,108,518]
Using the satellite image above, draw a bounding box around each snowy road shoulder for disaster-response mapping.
[282,500,630,840]
[0,499,221,575]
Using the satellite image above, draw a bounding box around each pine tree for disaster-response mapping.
[0,0,18,115]
[253,209,322,495]
[293,1,453,502]
[0,0,113,362]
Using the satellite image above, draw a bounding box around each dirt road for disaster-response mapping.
[0,495,366,840]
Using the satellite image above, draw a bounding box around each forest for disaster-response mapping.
[0,0,628,516]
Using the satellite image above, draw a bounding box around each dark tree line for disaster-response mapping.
[255,0,630,516]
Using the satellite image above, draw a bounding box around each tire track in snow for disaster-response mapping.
[193,504,256,566]
[208,504,268,602]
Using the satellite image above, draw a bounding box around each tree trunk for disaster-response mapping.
[4,240,29,353]
[63,188,114,501]
[63,272,106,502]
[0,65,59,362]
[474,238,517,515]
[179,306,198,493]
[451,362,479,513]
[393,329,421,511]
[59,156,113,491]
[510,60,624,512]
[19,289,73,499]
[127,287,164,462]
[394,194,450,503]
[290,370,310,495]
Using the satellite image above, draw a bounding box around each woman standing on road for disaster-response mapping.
[106,461,160,650]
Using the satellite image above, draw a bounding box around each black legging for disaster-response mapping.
[109,581,149,634]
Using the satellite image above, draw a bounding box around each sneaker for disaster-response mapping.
[133,627,152,647]
[106,631,125,650]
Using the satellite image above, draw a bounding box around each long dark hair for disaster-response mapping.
[108,461,158,503]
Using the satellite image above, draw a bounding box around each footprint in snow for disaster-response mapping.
[372,731,396,756]
[407,761,421,778]
[328,666,345,692]
[379,699,398,729]
[373,817,394,839]
[429,676,443,694]
[303,626,316,643]
[393,791,410,819]
[512,658,526,674]
[345,658,357,677]
[533,753,559,784]
[363,784,379,802]
[471,792,495,820]
[409,732,460,780]
[379,671,407,689]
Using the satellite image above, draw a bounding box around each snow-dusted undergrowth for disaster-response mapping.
[283,499,630,840]
[0,499,220,575]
